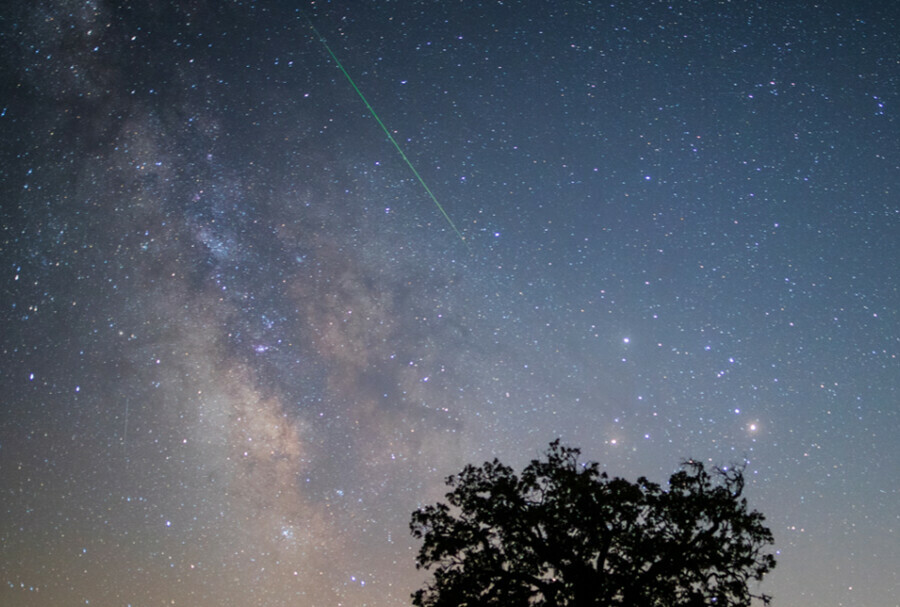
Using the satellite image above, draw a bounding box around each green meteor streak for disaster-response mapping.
[305,17,467,246]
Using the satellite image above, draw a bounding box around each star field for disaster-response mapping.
[1,1,898,606]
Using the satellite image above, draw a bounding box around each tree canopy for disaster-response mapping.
[410,440,776,607]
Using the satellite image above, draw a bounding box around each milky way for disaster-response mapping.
[2,2,898,606]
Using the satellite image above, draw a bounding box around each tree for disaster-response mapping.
[410,440,776,607]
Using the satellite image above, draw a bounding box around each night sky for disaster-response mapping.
[1,1,898,605]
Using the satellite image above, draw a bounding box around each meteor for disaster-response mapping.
[303,13,468,247]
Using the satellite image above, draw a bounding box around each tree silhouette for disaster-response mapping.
[410,440,776,607]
